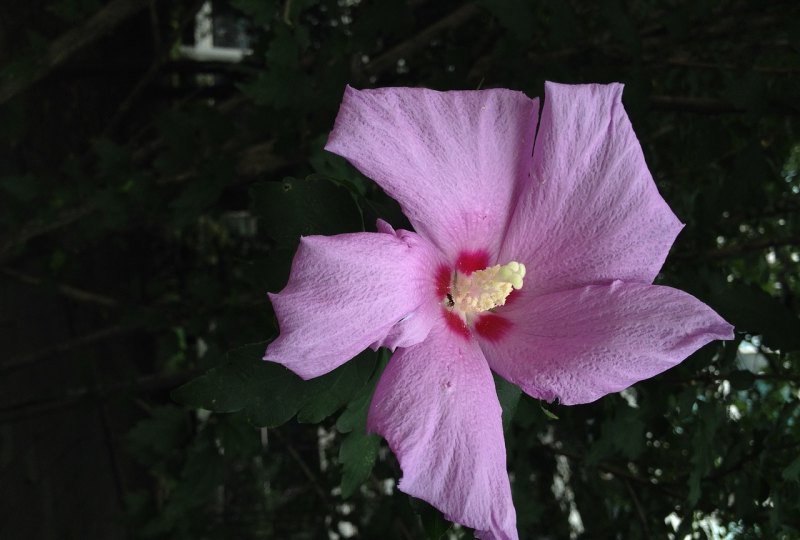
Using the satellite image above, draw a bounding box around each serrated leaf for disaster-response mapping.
[688,402,723,505]
[586,405,644,464]
[298,349,377,423]
[337,352,388,497]
[215,414,262,457]
[336,387,371,434]
[412,499,453,539]
[172,342,308,427]
[127,405,189,464]
[494,374,522,431]
[168,435,225,517]
[782,456,800,483]
[337,386,379,498]
[339,431,380,498]
[174,342,378,429]
[250,176,363,250]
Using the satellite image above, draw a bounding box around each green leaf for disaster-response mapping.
[215,414,262,457]
[337,352,388,497]
[339,429,380,499]
[586,405,645,463]
[688,402,724,505]
[92,138,130,178]
[494,374,522,431]
[298,349,377,423]
[710,281,800,352]
[251,176,363,250]
[127,405,189,464]
[170,157,232,227]
[174,342,378,429]
[336,389,371,434]
[172,342,309,427]
[337,388,380,498]
[540,403,560,420]
[412,499,453,539]
[782,456,800,483]
[165,435,226,519]
[480,0,536,42]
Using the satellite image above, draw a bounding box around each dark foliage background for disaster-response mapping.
[1,0,799,538]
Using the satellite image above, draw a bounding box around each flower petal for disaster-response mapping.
[326,86,538,261]
[480,281,734,405]
[371,299,441,351]
[500,82,684,294]
[265,229,443,379]
[368,322,517,540]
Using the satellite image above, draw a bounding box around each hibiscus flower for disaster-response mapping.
[265,82,733,539]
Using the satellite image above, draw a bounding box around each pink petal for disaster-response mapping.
[481,281,734,405]
[372,299,441,351]
[326,86,538,261]
[368,322,517,540]
[500,82,684,294]
[265,229,443,379]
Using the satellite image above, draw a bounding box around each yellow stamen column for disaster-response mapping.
[451,261,526,315]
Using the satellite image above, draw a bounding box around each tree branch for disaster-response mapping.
[0,200,97,264]
[650,94,800,116]
[649,94,748,114]
[674,234,800,261]
[0,135,288,265]
[662,57,800,75]
[272,429,332,508]
[2,267,120,308]
[0,0,155,105]
[666,371,800,386]
[0,324,132,375]
[0,369,199,424]
[364,3,481,77]
[624,479,652,539]
[538,445,683,499]
[104,0,206,134]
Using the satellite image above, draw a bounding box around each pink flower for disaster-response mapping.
[265,82,733,539]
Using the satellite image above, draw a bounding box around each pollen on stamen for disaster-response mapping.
[452,260,526,314]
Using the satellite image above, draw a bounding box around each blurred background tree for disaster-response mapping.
[1,0,799,538]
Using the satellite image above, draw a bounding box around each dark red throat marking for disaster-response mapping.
[442,308,470,339]
[435,265,451,298]
[455,250,490,275]
[474,313,512,342]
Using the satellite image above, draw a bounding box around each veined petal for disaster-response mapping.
[326,86,538,261]
[368,322,517,540]
[372,299,441,351]
[265,229,443,379]
[480,282,734,405]
[500,82,684,294]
